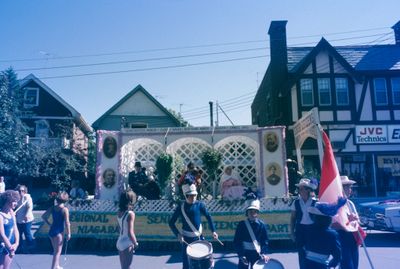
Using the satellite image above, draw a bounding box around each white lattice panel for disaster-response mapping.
[120,138,164,177]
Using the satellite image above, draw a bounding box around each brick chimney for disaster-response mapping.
[392,21,400,45]
[268,20,288,74]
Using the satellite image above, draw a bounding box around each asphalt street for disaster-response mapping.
[9,231,400,269]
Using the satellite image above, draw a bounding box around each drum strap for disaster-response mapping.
[181,204,202,238]
[244,219,261,254]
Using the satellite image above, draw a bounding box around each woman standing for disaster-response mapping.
[42,192,71,269]
[0,190,20,269]
[116,189,139,269]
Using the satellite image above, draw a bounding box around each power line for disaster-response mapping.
[37,55,268,80]
[15,47,268,72]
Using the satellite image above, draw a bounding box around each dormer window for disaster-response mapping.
[392,78,400,105]
[300,79,314,106]
[373,78,388,106]
[24,87,39,107]
[318,78,331,106]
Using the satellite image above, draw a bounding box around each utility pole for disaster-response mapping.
[209,101,214,127]
[215,100,219,126]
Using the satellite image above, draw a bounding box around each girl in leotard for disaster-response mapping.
[116,189,138,269]
[42,192,71,269]
[0,190,20,269]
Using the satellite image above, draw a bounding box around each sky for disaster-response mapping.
[1,0,399,127]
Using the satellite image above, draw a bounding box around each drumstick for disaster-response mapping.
[216,238,224,246]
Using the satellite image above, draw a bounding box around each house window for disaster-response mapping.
[300,79,314,106]
[318,78,331,106]
[392,78,400,105]
[130,123,147,129]
[24,88,39,107]
[35,120,49,137]
[373,78,388,105]
[335,78,349,105]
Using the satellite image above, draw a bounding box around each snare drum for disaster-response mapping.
[252,258,285,269]
[186,240,214,269]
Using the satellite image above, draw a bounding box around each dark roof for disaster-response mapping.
[92,84,181,129]
[19,74,93,133]
[287,43,400,72]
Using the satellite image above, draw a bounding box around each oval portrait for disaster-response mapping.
[264,132,279,152]
[103,136,117,159]
[102,168,116,189]
[265,163,282,186]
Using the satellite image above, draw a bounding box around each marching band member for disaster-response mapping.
[290,178,318,269]
[168,183,218,269]
[233,198,269,269]
[305,199,346,269]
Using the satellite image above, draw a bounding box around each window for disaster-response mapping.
[300,79,314,106]
[35,120,49,137]
[392,78,400,105]
[335,78,349,105]
[24,88,39,107]
[373,78,388,105]
[318,78,331,105]
[130,123,147,128]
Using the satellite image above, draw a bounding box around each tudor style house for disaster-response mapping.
[19,74,92,150]
[252,20,400,197]
[92,84,181,131]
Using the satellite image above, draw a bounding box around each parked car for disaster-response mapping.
[358,199,400,233]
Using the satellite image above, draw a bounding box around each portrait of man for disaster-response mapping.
[264,132,279,152]
[266,163,281,186]
[103,136,117,159]
[103,168,116,188]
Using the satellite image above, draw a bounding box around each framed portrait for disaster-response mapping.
[266,162,282,186]
[264,132,279,152]
[102,168,116,189]
[103,136,117,159]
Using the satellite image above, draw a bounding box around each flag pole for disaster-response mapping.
[358,228,375,269]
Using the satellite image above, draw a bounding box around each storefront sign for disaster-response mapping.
[388,125,400,143]
[377,156,400,176]
[35,210,291,241]
[355,125,388,144]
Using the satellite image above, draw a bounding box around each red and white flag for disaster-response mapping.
[319,131,357,232]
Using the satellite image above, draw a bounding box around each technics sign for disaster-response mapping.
[355,125,400,144]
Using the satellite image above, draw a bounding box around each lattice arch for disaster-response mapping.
[120,138,164,177]
[215,136,259,190]
[166,137,212,198]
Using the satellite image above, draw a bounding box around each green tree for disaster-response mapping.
[39,121,89,191]
[0,68,38,178]
[168,109,190,127]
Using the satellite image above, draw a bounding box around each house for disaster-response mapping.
[92,84,181,131]
[19,74,92,150]
[252,20,400,197]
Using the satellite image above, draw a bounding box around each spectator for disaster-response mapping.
[0,176,5,193]
[15,185,35,253]
[220,166,245,200]
[128,161,149,198]
[69,180,86,200]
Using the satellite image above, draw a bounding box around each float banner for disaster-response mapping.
[35,211,291,241]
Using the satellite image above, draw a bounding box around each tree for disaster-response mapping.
[0,68,38,179]
[39,121,90,191]
[168,109,190,127]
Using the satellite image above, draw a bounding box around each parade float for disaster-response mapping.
[36,125,294,243]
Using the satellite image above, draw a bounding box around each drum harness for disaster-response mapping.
[244,219,261,254]
[181,204,202,239]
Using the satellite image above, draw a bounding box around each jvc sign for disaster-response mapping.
[355,125,400,144]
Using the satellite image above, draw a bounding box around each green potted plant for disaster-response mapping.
[201,148,222,198]
[155,153,174,198]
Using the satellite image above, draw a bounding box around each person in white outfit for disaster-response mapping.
[117,189,139,269]
[0,176,5,193]
[15,185,35,253]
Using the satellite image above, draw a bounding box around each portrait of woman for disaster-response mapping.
[103,169,116,189]
[103,136,117,159]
